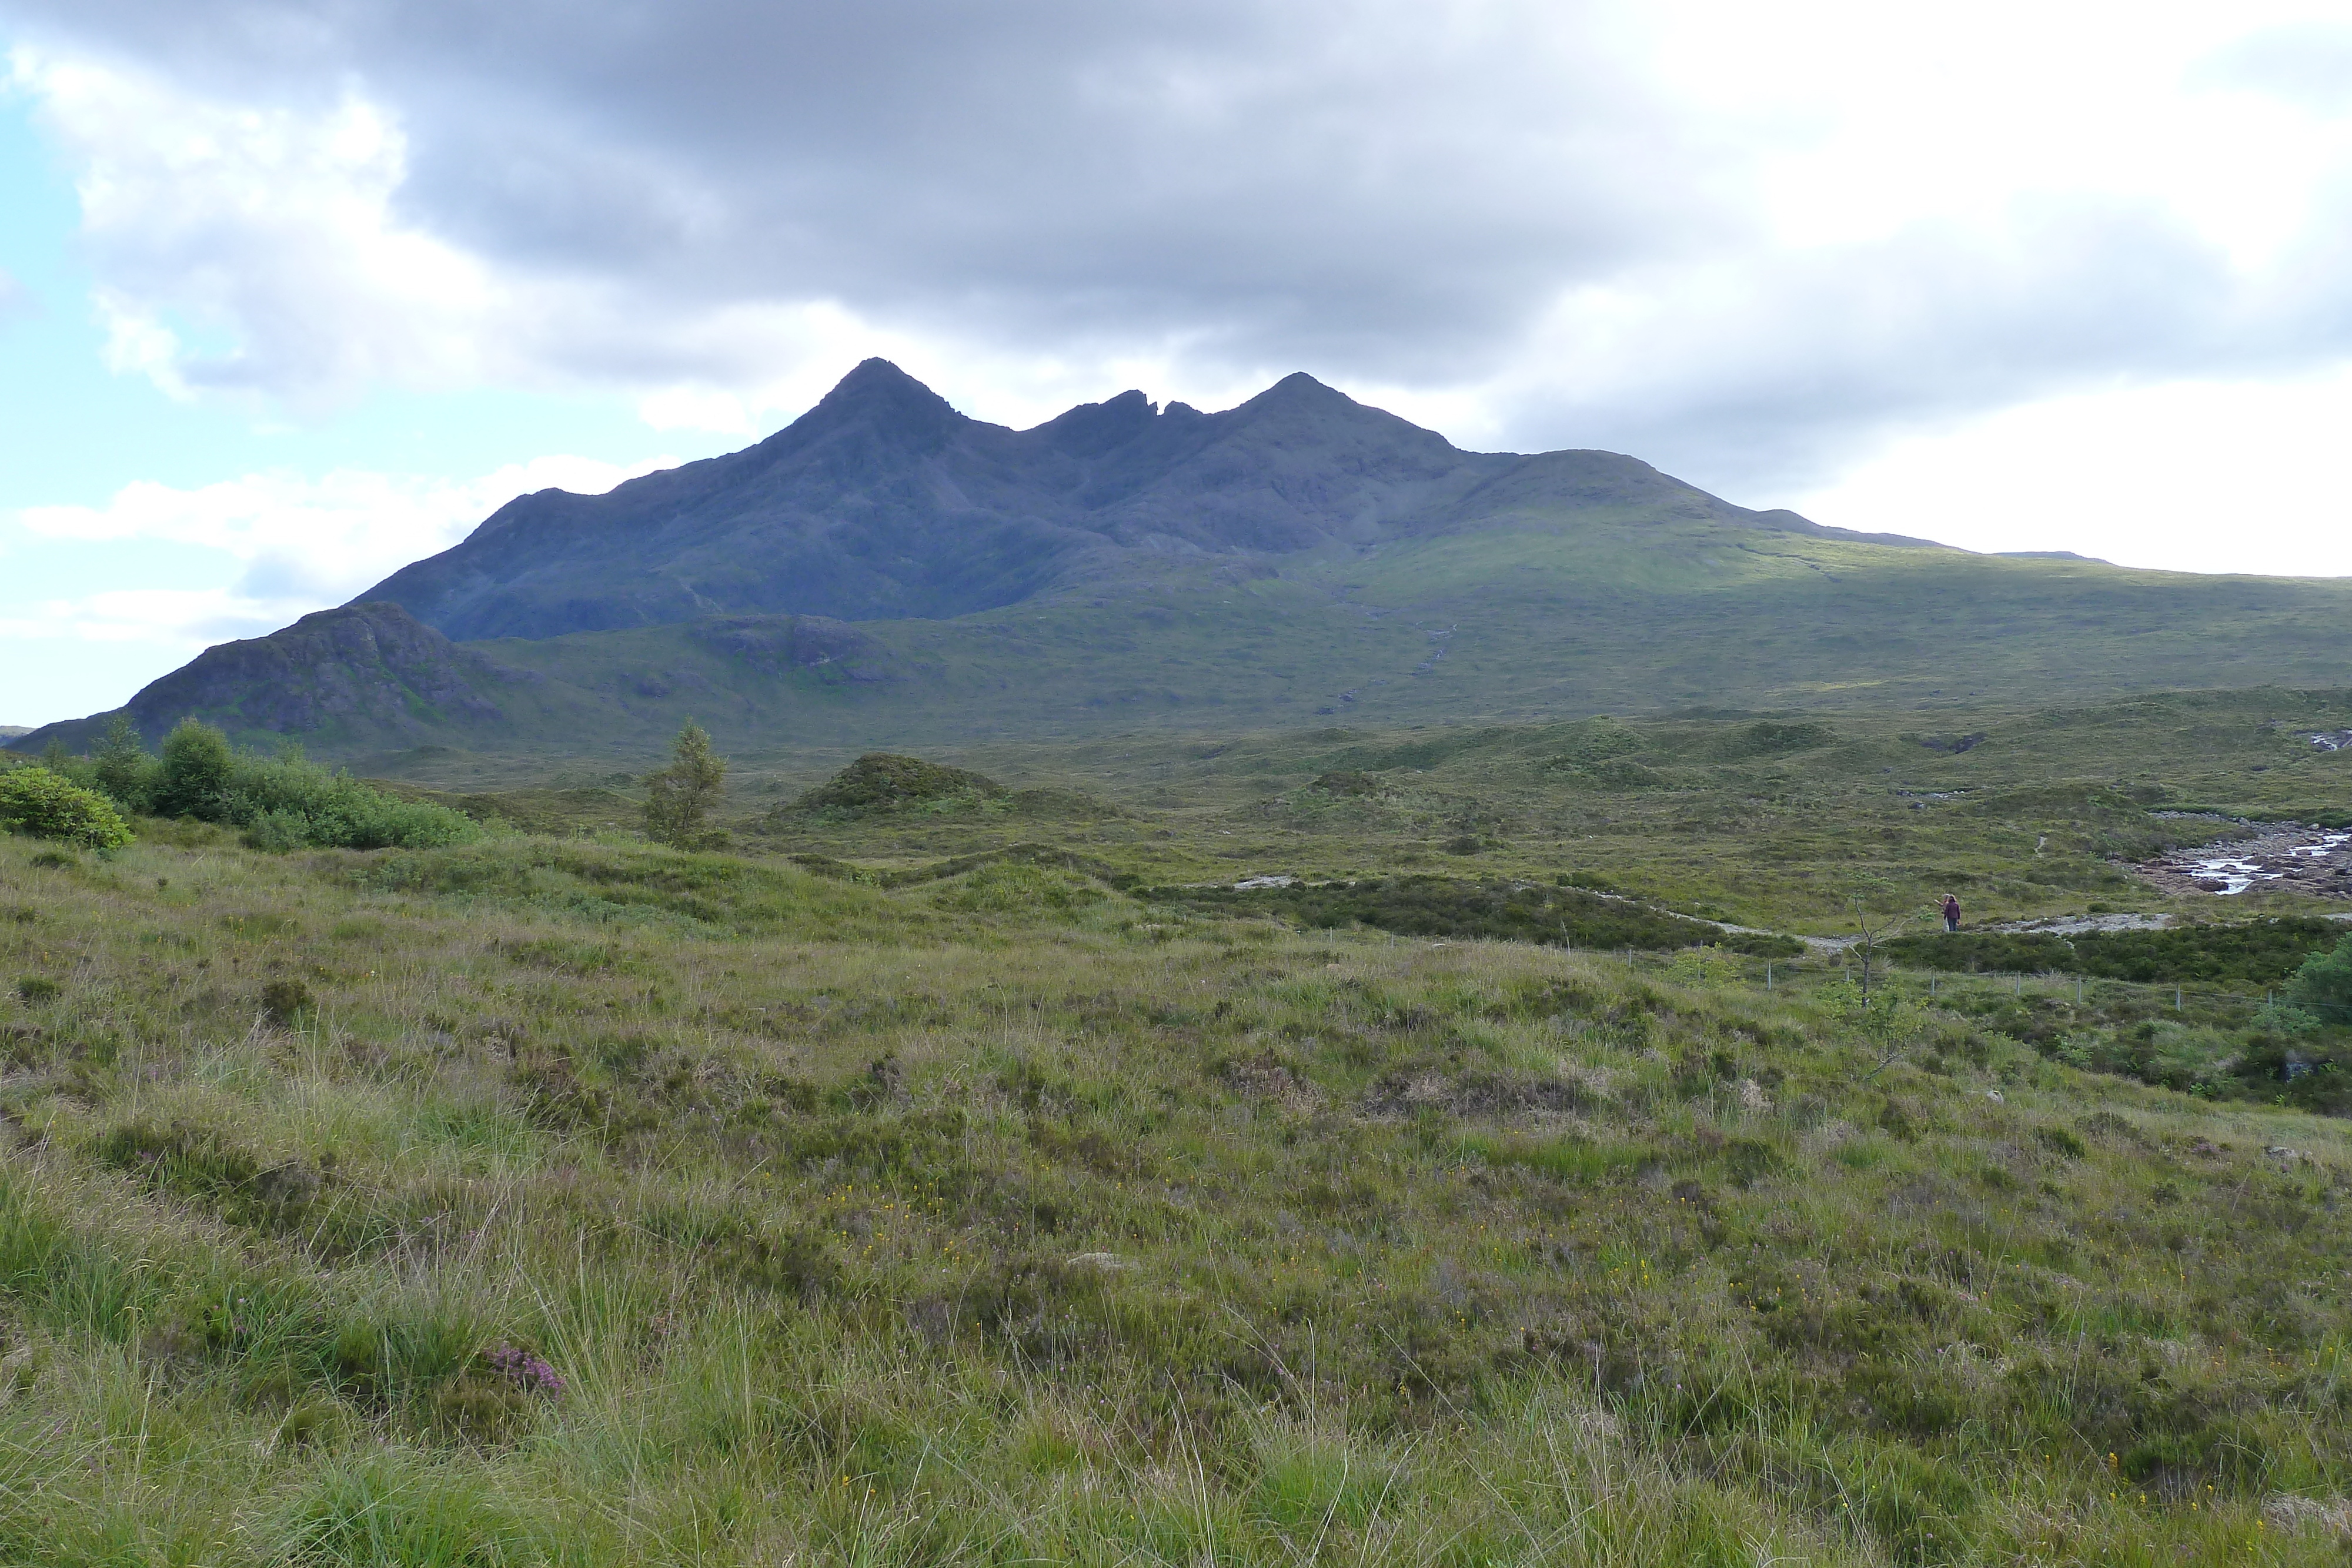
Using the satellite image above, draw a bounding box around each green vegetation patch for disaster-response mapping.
[0,764,132,850]
[351,838,923,940]
[784,752,1005,817]
[1152,874,1802,956]
[1889,917,2346,989]
[44,717,481,851]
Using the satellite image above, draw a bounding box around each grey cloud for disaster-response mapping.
[9,0,2352,497]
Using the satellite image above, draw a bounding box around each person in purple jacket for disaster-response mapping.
[1942,892,1962,933]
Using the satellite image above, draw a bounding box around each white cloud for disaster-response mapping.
[7,453,671,650]
[1788,370,2352,577]
[8,44,504,406]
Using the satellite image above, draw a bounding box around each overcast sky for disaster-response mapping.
[5,0,2352,725]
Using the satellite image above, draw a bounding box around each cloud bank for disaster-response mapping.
[6,1,2352,494]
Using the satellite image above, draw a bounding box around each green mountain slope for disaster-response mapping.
[440,522,2352,754]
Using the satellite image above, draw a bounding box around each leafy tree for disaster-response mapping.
[155,720,238,819]
[92,714,155,811]
[2287,933,2352,1027]
[0,765,134,850]
[644,721,728,849]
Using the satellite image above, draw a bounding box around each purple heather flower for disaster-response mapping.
[484,1343,565,1396]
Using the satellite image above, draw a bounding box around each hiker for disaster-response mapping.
[1942,892,1961,933]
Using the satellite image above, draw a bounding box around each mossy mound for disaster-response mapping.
[785,754,1005,817]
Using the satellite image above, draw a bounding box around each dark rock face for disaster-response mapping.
[19,603,529,751]
[356,359,1847,642]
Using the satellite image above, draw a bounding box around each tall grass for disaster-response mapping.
[2,825,2350,1563]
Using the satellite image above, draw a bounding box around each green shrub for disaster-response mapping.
[784,751,1004,817]
[126,721,480,850]
[91,714,158,811]
[0,765,133,850]
[2288,933,2352,1027]
[155,718,238,818]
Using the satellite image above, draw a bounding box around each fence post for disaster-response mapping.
[2077,978,2083,1004]
[1766,962,1773,991]
[2175,987,2181,1011]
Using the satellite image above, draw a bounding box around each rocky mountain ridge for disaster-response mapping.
[358,359,1919,641]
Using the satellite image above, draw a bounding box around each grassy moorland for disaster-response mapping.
[543,684,2352,939]
[3,719,2352,1566]
[0,689,2347,1565]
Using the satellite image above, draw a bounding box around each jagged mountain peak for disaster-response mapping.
[157,360,1897,655]
[781,356,964,446]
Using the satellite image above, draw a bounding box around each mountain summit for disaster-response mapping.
[357,360,1855,641]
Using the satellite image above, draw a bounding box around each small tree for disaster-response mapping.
[1831,884,1925,1078]
[155,720,238,820]
[92,714,154,812]
[644,721,727,849]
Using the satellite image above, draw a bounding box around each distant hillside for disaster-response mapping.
[0,726,28,740]
[14,362,2352,763]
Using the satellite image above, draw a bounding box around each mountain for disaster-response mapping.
[15,362,2352,765]
[358,359,1914,641]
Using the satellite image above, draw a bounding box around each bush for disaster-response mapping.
[108,721,481,851]
[91,714,158,812]
[223,751,481,851]
[2288,933,2352,1027]
[784,751,1003,817]
[0,765,133,850]
[155,720,238,818]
